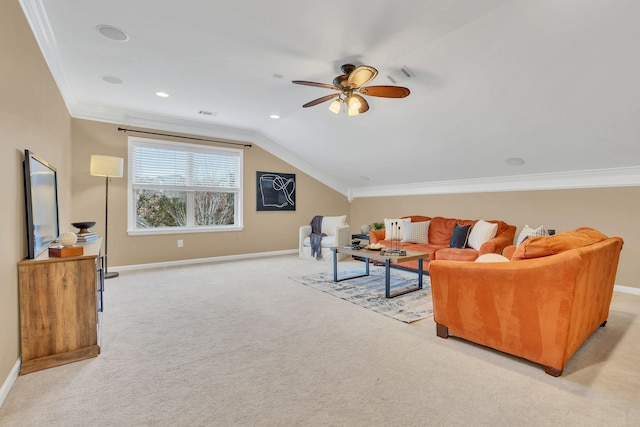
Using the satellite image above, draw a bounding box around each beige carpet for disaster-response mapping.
[1,256,639,426]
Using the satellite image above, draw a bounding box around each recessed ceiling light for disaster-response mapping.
[505,157,525,166]
[155,92,169,98]
[101,75,123,84]
[270,114,280,119]
[96,25,129,42]
[358,175,371,181]
[272,73,284,79]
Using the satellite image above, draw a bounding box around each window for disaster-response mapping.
[128,137,243,235]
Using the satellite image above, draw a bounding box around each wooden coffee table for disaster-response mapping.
[331,247,430,298]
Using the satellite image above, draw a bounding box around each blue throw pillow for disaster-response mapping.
[449,224,472,249]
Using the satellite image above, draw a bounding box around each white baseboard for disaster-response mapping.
[0,358,20,408]
[615,285,640,296]
[111,249,298,272]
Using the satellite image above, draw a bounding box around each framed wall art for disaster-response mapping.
[256,171,296,211]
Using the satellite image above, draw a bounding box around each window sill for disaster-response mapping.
[127,225,243,236]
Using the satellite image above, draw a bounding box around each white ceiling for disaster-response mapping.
[22,0,640,198]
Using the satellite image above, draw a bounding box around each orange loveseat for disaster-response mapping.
[368,216,516,272]
[430,227,624,376]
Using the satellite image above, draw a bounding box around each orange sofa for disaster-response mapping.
[430,227,624,376]
[368,216,516,272]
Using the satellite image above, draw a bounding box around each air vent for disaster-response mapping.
[198,110,217,116]
[387,66,413,84]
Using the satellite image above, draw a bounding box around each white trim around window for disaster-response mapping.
[127,136,243,235]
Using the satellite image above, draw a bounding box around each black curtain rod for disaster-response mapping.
[117,127,252,148]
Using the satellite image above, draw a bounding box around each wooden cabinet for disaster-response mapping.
[18,240,103,375]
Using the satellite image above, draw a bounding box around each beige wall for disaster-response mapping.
[0,1,72,387]
[351,187,640,288]
[70,119,351,266]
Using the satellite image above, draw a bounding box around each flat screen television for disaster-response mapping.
[23,149,60,259]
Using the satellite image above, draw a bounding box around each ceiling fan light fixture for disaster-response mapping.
[347,95,361,111]
[328,99,342,114]
[347,107,360,117]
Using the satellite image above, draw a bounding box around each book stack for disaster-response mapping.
[77,231,99,242]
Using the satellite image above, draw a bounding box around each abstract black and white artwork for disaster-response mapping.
[256,171,296,211]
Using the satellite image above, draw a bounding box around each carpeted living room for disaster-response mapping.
[2,1,640,426]
[2,256,640,426]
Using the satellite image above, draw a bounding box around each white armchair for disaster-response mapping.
[299,215,351,261]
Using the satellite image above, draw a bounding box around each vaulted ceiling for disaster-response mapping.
[21,0,640,198]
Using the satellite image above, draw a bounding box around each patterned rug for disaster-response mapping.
[290,267,433,323]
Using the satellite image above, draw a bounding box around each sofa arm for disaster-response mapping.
[478,229,516,256]
[335,224,351,247]
[502,245,517,259]
[299,225,311,248]
[369,229,385,243]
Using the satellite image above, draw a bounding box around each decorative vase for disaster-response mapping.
[360,224,370,234]
[58,232,78,247]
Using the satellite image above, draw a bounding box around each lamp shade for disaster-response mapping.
[328,99,341,114]
[90,155,124,177]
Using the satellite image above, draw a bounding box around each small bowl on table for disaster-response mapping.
[71,221,96,234]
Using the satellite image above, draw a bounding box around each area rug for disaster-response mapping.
[289,267,432,323]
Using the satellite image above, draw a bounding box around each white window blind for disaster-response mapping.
[131,143,240,190]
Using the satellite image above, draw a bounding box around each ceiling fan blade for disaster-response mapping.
[302,93,339,108]
[292,80,340,90]
[359,85,410,98]
[347,65,378,89]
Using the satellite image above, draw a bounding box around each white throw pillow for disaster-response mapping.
[384,218,411,240]
[516,224,546,246]
[321,215,346,236]
[475,253,510,263]
[467,220,499,251]
[402,221,430,244]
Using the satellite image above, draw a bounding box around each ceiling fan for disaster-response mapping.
[292,64,410,116]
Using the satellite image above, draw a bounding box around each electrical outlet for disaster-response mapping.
[177,239,183,248]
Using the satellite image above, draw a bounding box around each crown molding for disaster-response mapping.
[20,0,76,113]
[350,166,640,199]
[247,131,349,196]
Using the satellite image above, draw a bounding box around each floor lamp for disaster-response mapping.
[90,155,124,279]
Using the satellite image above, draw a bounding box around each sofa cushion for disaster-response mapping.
[435,247,479,262]
[321,215,346,236]
[516,224,546,245]
[449,224,472,248]
[303,235,337,248]
[402,221,430,244]
[429,217,476,246]
[512,227,609,260]
[384,218,411,240]
[467,220,499,251]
